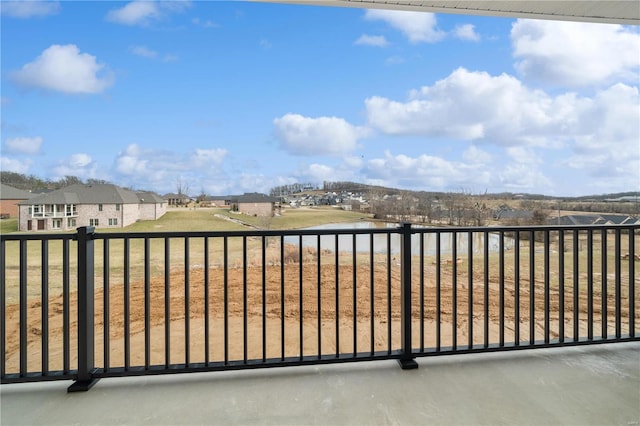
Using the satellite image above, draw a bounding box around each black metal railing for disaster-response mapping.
[1,223,638,391]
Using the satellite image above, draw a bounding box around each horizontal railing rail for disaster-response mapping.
[1,223,638,391]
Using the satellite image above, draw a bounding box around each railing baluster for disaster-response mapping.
[41,240,49,375]
[63,239,70,374]
[185,237,190,367]
[529,231,535,346]
[484,231,489,349]
[452,231,457,351]
[144,238,151,369]
[335,234,340,358]
[615,229,621,339]
[104,239,110,372]
[602,229,608,339]
[370,233,375,356]
[629,228,636,338]
[544,230,550,344]
[164,238,171,368]
[124,237,130,370]
[280,235,285,360]
[262,236,267,362]
[499,231,504,348]
[299,235,303,360]
[0,239,5,377]
[515,232,520,346]
[436,232,441,352]
[19,240,26,377]
[573,230,579,342]
[386,233,391,355]
[352,233,357,357]
[224,236,229,365]
[244,236,248,364]
[468,231,473,349]
[204,237,210,365]
[587,230,593,341]
[420,232,425,353]
[318,235,322,359]
[558,230,565,343]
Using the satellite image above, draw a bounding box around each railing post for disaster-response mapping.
[399,223,418,370]
[68,226,99,392]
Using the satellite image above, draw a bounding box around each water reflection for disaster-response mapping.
[285,222,514,255]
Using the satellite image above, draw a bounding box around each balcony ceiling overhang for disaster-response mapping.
[253,1,640,25]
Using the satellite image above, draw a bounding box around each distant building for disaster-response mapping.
[18,184,166,232]
[163,193,192,206]
[0,184,36,218]
[231,193,279,217]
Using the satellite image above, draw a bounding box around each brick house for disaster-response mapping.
[18,184,166,232]
[0,184,36,218]
[231,193,279,217]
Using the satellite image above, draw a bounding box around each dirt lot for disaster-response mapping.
[5,252,636,374]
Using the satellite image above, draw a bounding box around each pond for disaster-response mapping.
[285,222,514,256]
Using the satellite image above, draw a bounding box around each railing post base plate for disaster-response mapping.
[398,358,419,370]
[67,378,100,392]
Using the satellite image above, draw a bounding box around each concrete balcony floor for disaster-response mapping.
[2,342,639,425]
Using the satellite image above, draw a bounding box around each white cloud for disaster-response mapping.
[365,67,585,146]
[364,9,445,43]
[11,44,113,94]
[354,34,389,47]
[130,45,158,59]
[106,1,160,26]
[130,45,178,62]
[191,148,228,167]
[273,113,369,156]
[563,83,640,184]
[499,163,553,191]
[0,157,32,174]
[4,136,43,155]
[454,24,480,42]
[462,145,491,164]
[52,153,100,180]
[1,1,60,18]
[113,143,231,193]
[511,19,640,87]
[364,150,483,190]
[106,0,191,26]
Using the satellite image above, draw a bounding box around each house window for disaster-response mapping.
[66,204,77,216]
[116,204,121,211]
[98,204,103,212]
[108,218,118,226]
[52,219,62,229]
[89,218,99,227]
[68,218,76,227]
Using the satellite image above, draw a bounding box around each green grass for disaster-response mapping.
[0,218,18,234]
[121,209,246,232]
[215,206,370,230]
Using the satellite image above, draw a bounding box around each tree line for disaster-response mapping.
[0,172,112,192]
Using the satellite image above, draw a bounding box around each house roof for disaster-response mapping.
[136,191,164,204]
[233,193,279,203]
[18,184,142,205]
[0,183,36,200]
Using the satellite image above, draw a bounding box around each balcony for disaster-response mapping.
[1,223,638,402]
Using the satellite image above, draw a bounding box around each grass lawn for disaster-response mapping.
[0,218,18,234]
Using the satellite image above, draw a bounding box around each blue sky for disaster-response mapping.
[1,1,639,197]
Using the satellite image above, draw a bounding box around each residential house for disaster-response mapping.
[0,184,36,218]
[18,184,166,232]
[163,193,192,206]
[231,193,279,217]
